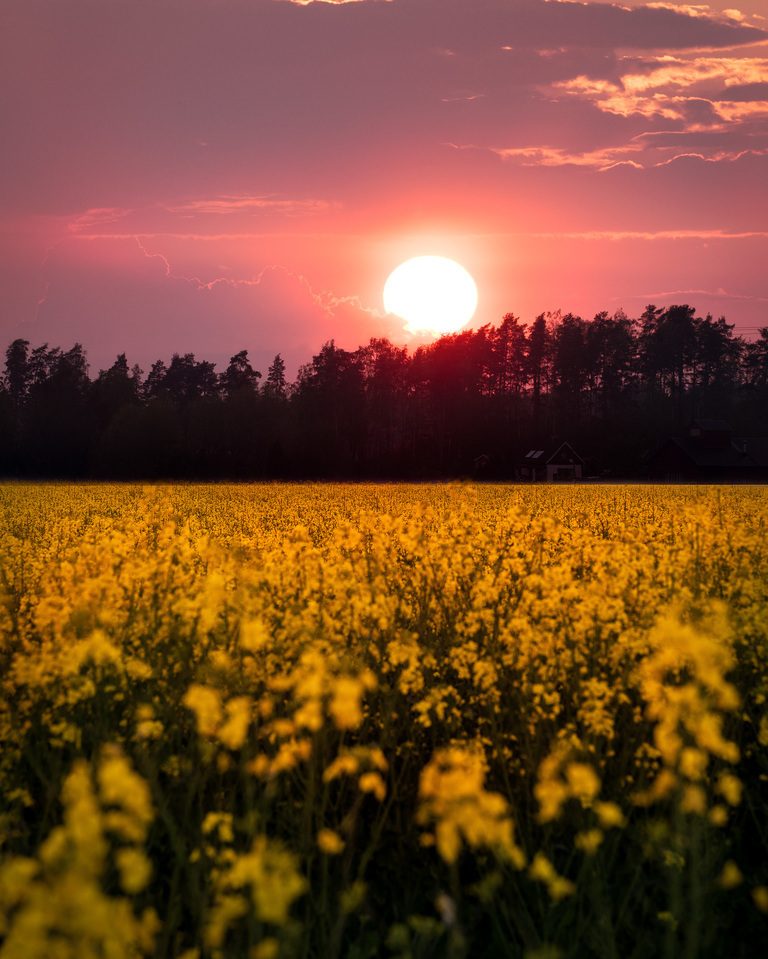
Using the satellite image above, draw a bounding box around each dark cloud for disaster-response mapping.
[1,0,763,212]
[717,81,768,100]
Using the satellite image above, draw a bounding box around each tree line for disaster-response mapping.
[1,304,767,479]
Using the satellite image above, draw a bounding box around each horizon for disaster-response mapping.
[1,301,760,382]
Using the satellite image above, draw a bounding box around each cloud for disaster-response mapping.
[1,0,766,354]
[69,208,134,234]
[550,55,768,118]
[1,1,764,217]
[454,132,768,171]
[628,285,768,302]
[163,195,336,217]
[716,80,768,99]
[27,237,403,374]
[488,143,645,170]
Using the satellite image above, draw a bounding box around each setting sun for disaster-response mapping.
[383,255,478,336]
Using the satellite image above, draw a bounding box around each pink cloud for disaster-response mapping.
[163,195,336,217]
[68,208,134,234]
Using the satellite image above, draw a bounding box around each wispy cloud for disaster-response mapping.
[163,195,336,217]
[451,138,766,170]
[627,285,768,302]
[488,143,645,171]
[68,208,133,233]
[551,54,768,120]
[518,228,768,240]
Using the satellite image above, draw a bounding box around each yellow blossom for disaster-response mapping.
[753,887,768,912]
[218,696,251,750]
[564,763,600,806]
[184,684,223,737]
[358,772,387,802]
[717,772,742,807]
[252,940,280,959]
[116,847,153,893]
[575,829,603,855]
[718,861,743,889]
[317,829,345,855]
[594,801,625,829]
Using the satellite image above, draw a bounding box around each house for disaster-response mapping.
[472,453,492,475]
[517,441,584,482]
[647,419,768,482]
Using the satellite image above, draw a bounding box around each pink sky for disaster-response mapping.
[1,0,766,376]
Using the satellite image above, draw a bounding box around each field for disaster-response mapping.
[1,483,767,959]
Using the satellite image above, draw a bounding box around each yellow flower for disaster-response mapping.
[575,829,604,855]
[709,804,728,827]
[116,847,152,893]
[317,829,345,855]
[183,684,223,737]
[202,812,235,844]
[218,696,251,751]
[718,861,742,890]
[529,852,557,884]
[135,704,163,741]
[565,763,600,807]
[358,772,386,802]
[329,676,366,730]
[681,785,707,815]
[323,754,360,782]
[240,617,270,652]
[753,887,768,912]
[529,853,575,901]
[717,772,742,807]
[594,801,625,829]
[207,836,307,945]
[679,747,708,781]
[98,748,153,838]
[251,939,279,959]
[535,777,569,824]
[758,716,768,747]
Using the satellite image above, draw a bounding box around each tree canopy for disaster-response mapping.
[2,307,766,479]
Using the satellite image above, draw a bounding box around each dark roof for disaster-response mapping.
[665,436,759,469]
[520,441,583,466]
[691,418,732,432]
[743,437,768,468]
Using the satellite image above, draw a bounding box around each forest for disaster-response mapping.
[1,305,767,479]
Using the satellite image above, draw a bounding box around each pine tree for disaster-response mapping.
[264,354,287,399]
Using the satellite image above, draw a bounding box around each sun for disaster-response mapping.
[383,256,478,335]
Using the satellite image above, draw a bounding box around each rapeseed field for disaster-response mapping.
[0,483,767,958]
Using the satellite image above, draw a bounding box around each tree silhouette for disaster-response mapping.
[1,306,766,480]
[4,339,30,410]
[526,313,551,424]
[220,350,261,398]
[264,354,287,399]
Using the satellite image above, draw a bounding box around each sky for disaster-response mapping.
[1,0,767,376]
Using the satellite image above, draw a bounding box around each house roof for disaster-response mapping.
[742,437,768,468]
[520,441,584,466]
[691,418,732,432]
[664,436,759,470]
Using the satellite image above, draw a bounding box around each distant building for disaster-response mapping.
[473,453,492,475]
[647,419,768,482]
[517,441,584,482]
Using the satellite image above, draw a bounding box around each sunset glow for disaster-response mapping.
[1,0,765,372]
[383,256,478,335]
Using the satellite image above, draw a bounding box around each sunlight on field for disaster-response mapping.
[1,483,767,958]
